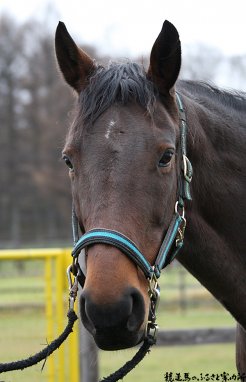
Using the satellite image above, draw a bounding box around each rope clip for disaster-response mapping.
[146,321,158,344]
[146,273,160,344]
[148,273,160,301]
[67,264,78,311]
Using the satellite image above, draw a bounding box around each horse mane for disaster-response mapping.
[179,80,246,113]
[78,62,156,125]
[77,62,246,129]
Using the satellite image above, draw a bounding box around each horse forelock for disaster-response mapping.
[77,61,156,127]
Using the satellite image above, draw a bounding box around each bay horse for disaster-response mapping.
[55,20,246,372]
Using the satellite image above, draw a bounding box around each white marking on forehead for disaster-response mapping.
[109,120,116,127]
[105,119,116,139]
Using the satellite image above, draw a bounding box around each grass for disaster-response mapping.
[0,309,76,382]
[0,260,45,306]
[158,308,235,329]
[0,259,238,381]
[100,344,237,381]
[0,310,48,381]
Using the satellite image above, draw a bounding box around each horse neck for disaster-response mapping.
[185,91,245,220]
[185,85,246,258]
[178,89,246,328]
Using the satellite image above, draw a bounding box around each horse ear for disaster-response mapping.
[147,20,181,96]
[55,21,95,93]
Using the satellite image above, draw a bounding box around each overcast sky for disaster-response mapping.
[1,0,246,58]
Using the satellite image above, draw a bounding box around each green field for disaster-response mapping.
[0,260,237,381]
[0,310,237,382]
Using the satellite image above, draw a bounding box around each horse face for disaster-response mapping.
[65,102,179,349]
[56,20,181,350]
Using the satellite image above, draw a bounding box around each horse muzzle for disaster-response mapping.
[71,224,182,349]
[79,286,146,350]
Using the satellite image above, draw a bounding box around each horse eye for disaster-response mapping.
[63,155,74,170]
[158,149,174,167]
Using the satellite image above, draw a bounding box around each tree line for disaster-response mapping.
[0,15,75,247]
[0,14,245,248]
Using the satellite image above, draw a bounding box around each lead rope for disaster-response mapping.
[0,216,80,374]
[99,337,155,382]
[0,311,78,373]
[0,294,78,374]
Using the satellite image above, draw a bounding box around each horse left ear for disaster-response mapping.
[147,20,181,96]
[55,21,96,93]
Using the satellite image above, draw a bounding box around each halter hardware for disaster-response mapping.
[67,264,79,311]
[183,154,193,183]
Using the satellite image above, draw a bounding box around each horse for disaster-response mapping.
[55,20,246,373]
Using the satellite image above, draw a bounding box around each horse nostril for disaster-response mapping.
[127,289,145,332]
[79,293,96,335]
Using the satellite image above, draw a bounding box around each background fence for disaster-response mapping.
[0,248,79,382]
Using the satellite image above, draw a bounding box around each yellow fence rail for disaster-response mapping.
[0,248,79,382]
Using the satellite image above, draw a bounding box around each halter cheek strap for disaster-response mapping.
[176,92,193,201]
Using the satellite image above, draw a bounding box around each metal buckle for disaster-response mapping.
[176,217,186,247]
[183,155,192,183]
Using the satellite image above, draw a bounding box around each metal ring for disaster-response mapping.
[175,201,185,219]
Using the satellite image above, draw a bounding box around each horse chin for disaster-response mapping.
[93,328,145,351]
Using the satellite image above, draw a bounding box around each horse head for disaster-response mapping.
[55,20,183,350]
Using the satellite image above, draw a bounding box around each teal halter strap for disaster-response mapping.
[72,210,184,280]
[72,229,153,278]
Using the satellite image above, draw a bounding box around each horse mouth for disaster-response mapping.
[92,327,145,350]
[80,310,145,350]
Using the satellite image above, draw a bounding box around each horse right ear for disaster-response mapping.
[55,22,95,93]
[147,20,181,96]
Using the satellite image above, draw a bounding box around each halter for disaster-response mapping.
[69,92,193,343]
